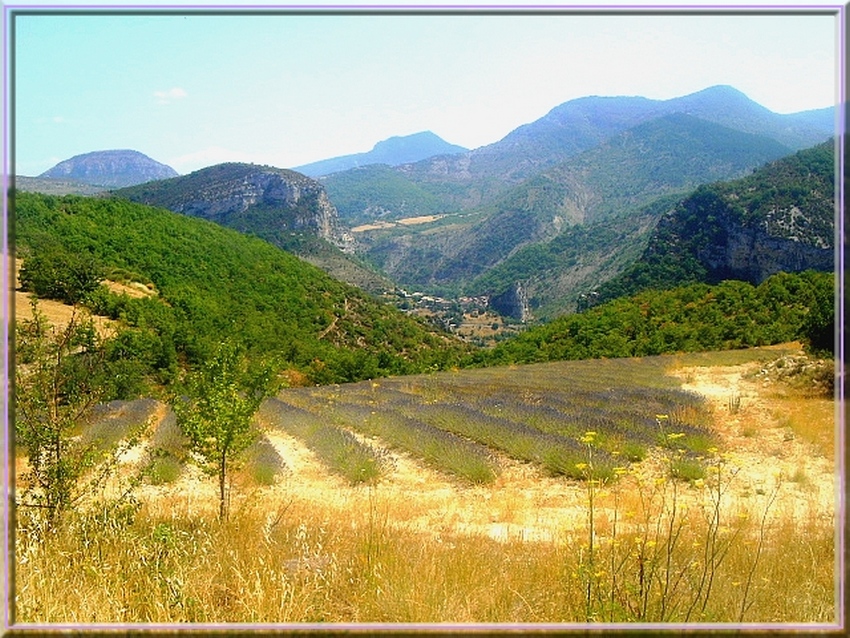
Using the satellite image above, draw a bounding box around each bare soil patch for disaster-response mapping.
[669,355,835,525]
[10,258,118,337]
[351,215,446,233]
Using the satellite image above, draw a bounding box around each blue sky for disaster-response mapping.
[8,7,841,176]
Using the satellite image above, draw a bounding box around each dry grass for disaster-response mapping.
[11,258,119,338]
[769,395,835,459]
[14,467,835,625]
[12,346,838,626]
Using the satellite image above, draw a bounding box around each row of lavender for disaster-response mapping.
[262,356,714,484]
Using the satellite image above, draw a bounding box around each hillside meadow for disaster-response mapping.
[13,345,837,626]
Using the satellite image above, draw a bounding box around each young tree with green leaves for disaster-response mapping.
[171,341,280,520]
[14,301,139,528]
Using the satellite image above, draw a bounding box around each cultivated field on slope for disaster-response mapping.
[14,345,837,624]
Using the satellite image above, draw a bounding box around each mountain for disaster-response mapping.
[113,162,349,247]
[595,140,835,302]
[496,113,793,227]
[294,131,467,177]
[326,85,834,222]
[322,164,448,226]
[465,195,681,320]
[360,114,794,297]
[38,149,178,188]
[480,139,835,320]
[463,84,833,188]
[111,162,397,293]
[13,191,471,385]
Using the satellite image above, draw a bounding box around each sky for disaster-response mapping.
[7,5,841,176]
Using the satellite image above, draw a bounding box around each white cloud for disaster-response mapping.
[153,87,188,105]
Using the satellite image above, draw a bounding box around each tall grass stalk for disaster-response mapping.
[570,416,800,624]
[737,479,781,622]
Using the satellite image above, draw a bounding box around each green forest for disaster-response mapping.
[597,141,835,301]
[481,271,833,366]
[13,188,834,399]
[13,191,472,391]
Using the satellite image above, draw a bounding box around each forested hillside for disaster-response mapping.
[597,140,835,302]
[13,191,472,387]
[482,271,834,366]
[434,116,788,281]
[112,162,396,293]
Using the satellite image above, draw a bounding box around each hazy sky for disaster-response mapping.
[9,7,841,176]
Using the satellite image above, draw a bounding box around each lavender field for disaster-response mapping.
[264,355,716,485]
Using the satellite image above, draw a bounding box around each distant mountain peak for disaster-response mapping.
[674,84,773,114]
[691,84,749,96]
[294,131,467,177]
[39,149,178,188]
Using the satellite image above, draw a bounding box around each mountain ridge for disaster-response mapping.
[326,85,834,221]
[595,140,835,302]
[359,113,796,296]
[111,162,400,293]
[113,162,351,249]
[294,131,467,177]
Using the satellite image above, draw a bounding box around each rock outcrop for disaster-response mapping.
[694,205,834,284]
[489,282,531,322]
[114,163,353,251]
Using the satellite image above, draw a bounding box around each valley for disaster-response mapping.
[9,83,840,626]
[17,86,835,325]
[350,213,448,232]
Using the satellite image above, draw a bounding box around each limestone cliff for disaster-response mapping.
[604,141,835,298]
[114,163,353,251]
[489,282,531,322]
[693,203,833,283]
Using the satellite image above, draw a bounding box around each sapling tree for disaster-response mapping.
[172,341,279,520]
[14,301,134,528]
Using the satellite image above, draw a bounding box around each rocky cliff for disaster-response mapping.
[489,282,531,322]
[596,140,835,301]
[113,163,353,251]
[693,203,834,283]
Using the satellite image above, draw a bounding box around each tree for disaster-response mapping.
[799,272,835,357]
[18,246,104,305]
[14,301,137,528]
[171,341,279,520]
